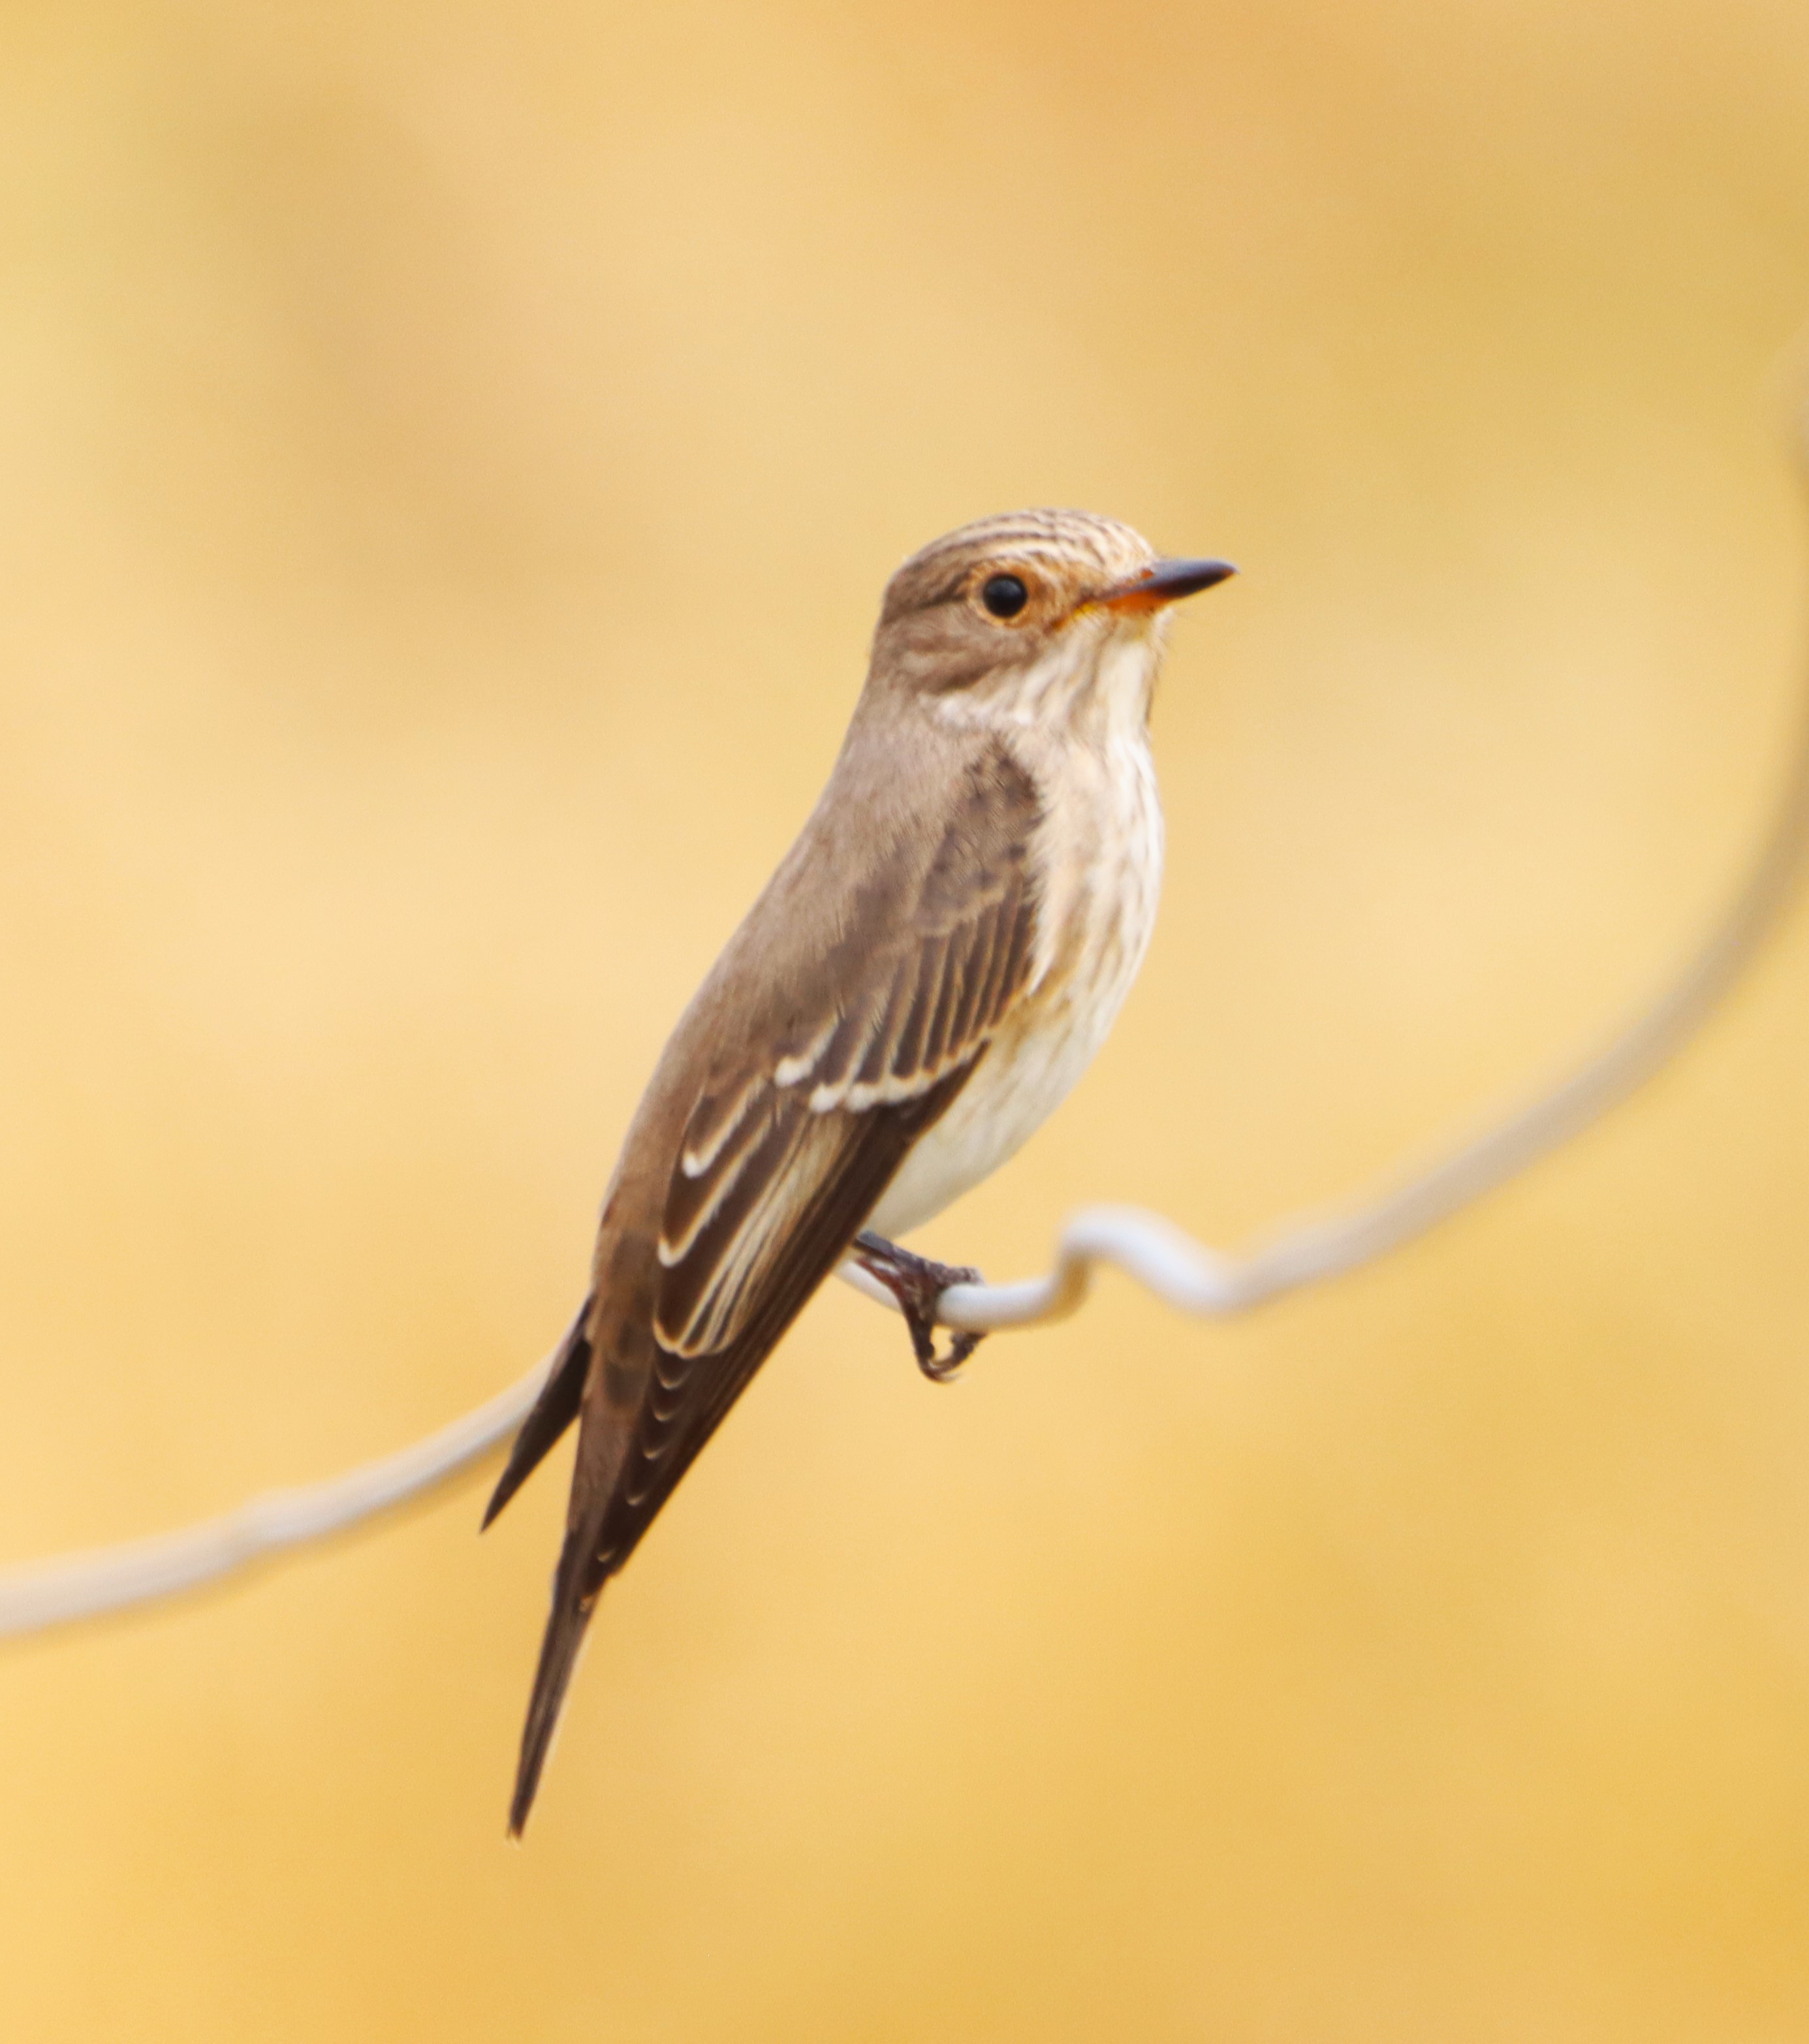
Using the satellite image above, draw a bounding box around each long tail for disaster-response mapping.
[486,1294,606,1836]
[482,1296,593,1531]
[509,1520,606,1837]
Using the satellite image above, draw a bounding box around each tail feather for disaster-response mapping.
[508,1530,606,1836]
[482,1297,594,1532]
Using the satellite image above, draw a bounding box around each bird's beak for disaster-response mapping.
[1097,558,1237,614]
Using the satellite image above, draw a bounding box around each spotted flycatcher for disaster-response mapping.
[484,508,1234,1831]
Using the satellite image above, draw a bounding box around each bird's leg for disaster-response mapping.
[850,1231,986,1383]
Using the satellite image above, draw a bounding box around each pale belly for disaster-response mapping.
[866,972,1138,1236]
[866,737,1162,1240]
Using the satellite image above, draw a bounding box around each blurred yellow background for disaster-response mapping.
[4,1,1809,2037]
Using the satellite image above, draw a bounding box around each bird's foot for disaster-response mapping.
[851,1231,986,1382]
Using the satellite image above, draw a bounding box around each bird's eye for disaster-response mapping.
[980,573,1030,620]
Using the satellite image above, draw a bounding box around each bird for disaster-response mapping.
[483,507,1235,1833]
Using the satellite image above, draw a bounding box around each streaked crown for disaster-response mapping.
[862,507,1234,723]
[879,508,1157,627]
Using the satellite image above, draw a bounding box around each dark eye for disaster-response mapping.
[980,573,1029,620]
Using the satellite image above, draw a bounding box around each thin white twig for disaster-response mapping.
[0,1360,552,1638]
[3,420,1806,1641]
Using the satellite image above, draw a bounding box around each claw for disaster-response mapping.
[851,1231,987,1381]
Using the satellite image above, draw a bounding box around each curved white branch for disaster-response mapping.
[0,1360,551,1639]
[4,419,1807,1641]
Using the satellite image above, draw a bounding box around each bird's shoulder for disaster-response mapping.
[678,717,1041,1118]
[633,716,1041,1357]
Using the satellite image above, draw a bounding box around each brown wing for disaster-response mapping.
[653,849,1037,1357]
[505,1063,979,1836]
[502,739,1041,1832]
[597,1061,978,1568]
[603,742,1042,1563]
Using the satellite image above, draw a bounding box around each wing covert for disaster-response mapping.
[653,742,1040,1359]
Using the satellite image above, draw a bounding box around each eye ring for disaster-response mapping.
[979,572,1030,621]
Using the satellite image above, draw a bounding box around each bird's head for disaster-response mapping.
[866,507,1235,731]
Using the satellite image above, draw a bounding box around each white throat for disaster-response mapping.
[874,618,1168,1240]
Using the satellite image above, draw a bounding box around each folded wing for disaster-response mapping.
[503,740,1041,1832]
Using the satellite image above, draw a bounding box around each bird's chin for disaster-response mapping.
[1107,601,1176,647]
[1093,620,1167,710]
